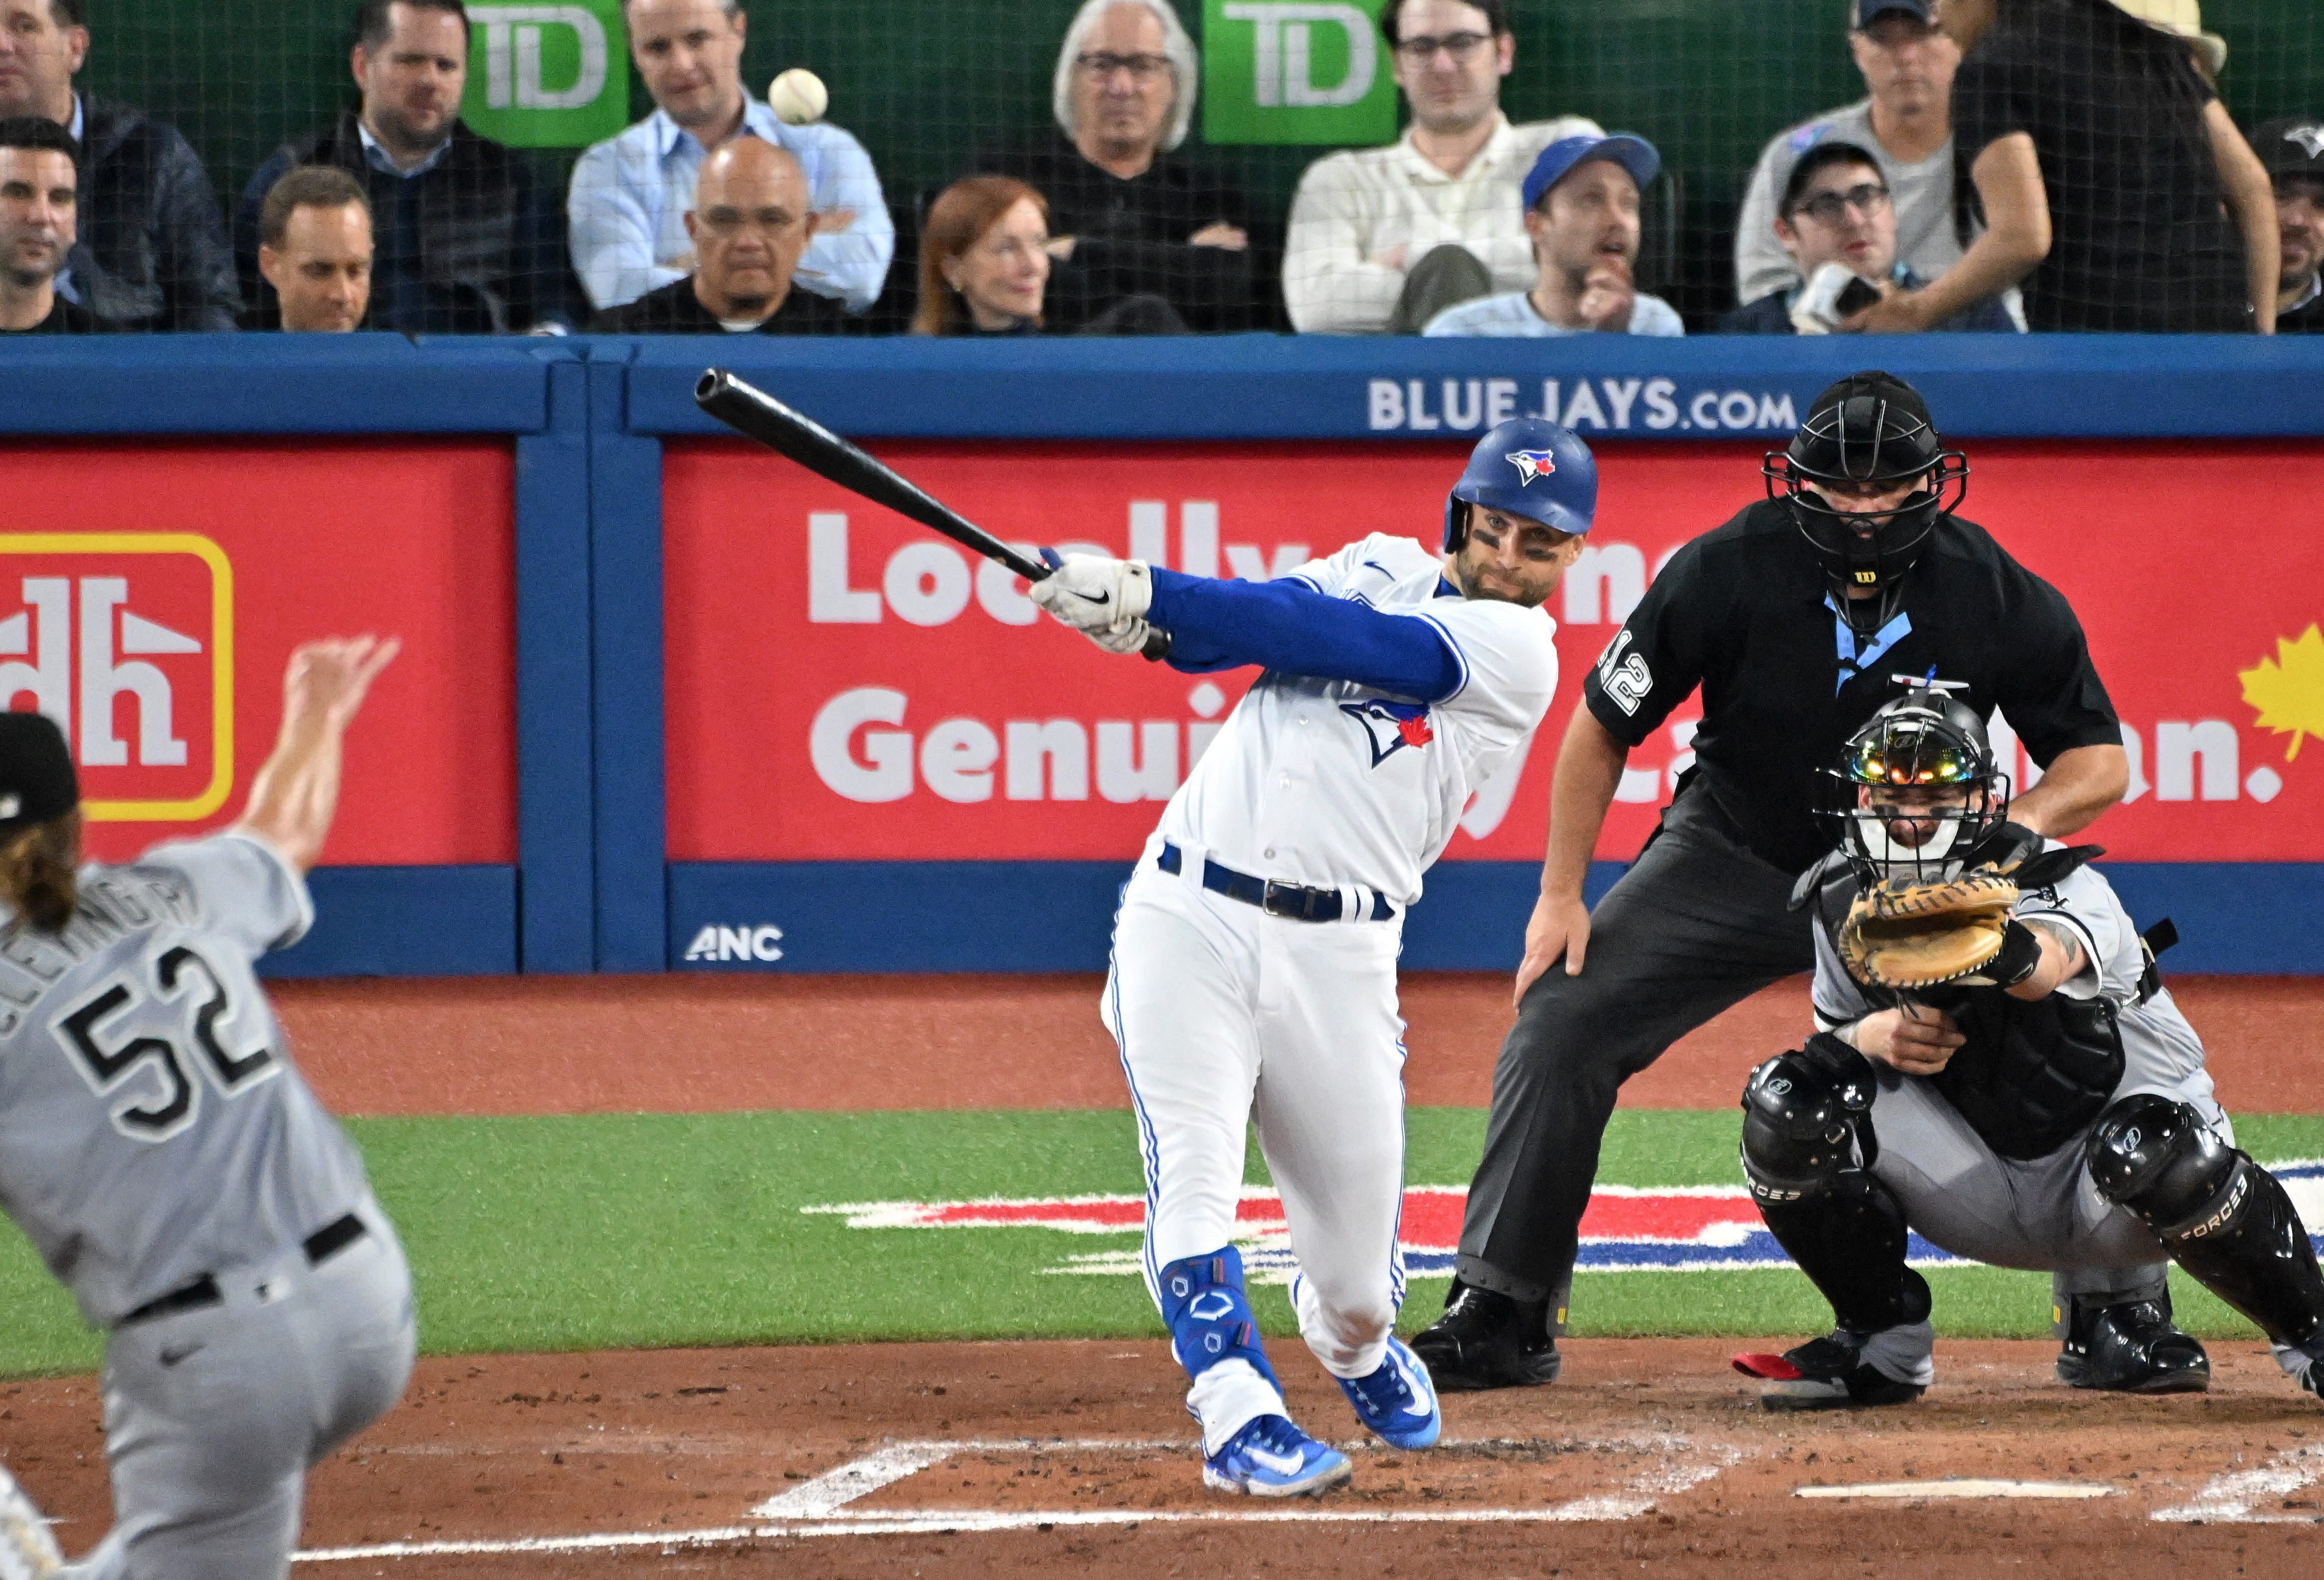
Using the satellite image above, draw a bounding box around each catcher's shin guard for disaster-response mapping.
[2087,1096,2324,1351]
[1741,1042,1933,1335]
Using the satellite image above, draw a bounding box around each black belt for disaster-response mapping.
[119,1213,369,1327]
[1158,843,1394,923]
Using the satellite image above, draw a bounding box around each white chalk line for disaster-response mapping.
[1797,1479,2116,1501]
[291,1433,1747,1560]
[2152,1443,2324,1524]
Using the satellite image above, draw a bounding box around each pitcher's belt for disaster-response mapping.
[119,1213,369,1327]
[1158,843,1395,923]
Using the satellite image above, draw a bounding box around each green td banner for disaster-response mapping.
[1202,1,1399,146]
[461,1,631,149]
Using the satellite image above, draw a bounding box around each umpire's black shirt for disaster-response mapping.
[1582,499,2120,875]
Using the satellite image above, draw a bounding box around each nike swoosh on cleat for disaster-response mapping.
[1243,1444,1310,1476]
[158,1344,204,1367]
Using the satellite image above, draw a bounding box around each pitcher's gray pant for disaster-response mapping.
[62,1205,417,1580]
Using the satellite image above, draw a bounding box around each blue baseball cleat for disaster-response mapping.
[1201,1414,1352,1498]
[1337,1335,1442,1449]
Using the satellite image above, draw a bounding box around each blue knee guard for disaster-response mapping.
[1156,1248,1281,1389]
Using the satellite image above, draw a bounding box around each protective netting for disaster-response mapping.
[16,0,2324,335]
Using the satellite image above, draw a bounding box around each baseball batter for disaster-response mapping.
[1733,685,2324,1408]
[0,638,413,1580]
[1029,418,1595,1495]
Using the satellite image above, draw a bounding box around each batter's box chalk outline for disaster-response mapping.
[288,1434,1747,1560]
[2153,1443,2324,1525]
[1795,1479,2117,1501]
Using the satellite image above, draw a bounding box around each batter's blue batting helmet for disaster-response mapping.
[1443,417,1598,552]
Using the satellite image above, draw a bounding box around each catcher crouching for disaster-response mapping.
[1731,682,2324,1410]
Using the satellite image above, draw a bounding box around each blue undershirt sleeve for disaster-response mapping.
[1147,567,1464,702]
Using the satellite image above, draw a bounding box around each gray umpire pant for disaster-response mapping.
[1454,784,2170,1332]
[62,1202,417,1580]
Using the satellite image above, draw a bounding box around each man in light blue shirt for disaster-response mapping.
[1423,133,1682,338]
[569,0,892,313]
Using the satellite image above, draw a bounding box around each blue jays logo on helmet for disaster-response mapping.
[1505,449,1559,484]
[1445,417,1598,552]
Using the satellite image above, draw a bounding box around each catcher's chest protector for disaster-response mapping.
[1816,873,2126,1160]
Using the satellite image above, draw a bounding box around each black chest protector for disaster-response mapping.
[1812,858,2125,1161]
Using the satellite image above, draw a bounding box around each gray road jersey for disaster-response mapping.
[0,833,372,1328]
[1810,849,2213,1109]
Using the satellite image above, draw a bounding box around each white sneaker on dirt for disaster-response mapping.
[0,1464,60,1580]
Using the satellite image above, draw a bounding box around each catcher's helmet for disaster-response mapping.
[1444,417,1597,553]
[1764,371,1968,637]
[1820,680,2010,881]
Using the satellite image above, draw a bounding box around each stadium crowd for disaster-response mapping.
[3,0,2320,338]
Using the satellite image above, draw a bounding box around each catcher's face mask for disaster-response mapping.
[1823,714,2009,881]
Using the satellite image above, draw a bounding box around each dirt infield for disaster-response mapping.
[274,973,2324,1117]
[7,1338,2321,1575]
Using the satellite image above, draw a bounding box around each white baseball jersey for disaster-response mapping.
[1155,534,1560,907]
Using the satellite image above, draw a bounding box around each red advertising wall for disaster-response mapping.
[663,439,2324,865]
[1,442,517,867]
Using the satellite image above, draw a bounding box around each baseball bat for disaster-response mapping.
[694,369,1171,659]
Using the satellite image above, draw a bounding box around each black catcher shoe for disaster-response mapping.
[1409,1281,1562,1392]
[2056,1296,2210,1394]
[1733,1332,1927,1413]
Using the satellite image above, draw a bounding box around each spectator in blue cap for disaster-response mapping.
[1422,133,1681,336]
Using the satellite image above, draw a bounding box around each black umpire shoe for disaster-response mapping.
[1409,1280,1562,1391]
[1732,1331,1926,1413]
[2056,1296,2210,1394]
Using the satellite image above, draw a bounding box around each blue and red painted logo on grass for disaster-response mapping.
[809,1162,2324,1283]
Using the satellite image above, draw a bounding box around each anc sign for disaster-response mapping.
[1203,1,1398,146]
[462,1,630,149]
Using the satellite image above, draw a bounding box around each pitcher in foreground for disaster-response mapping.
[0,637,412,1580]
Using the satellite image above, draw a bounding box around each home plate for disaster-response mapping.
[1796,1479,2116,1501]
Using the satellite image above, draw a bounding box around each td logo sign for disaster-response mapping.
[462,1,629,149]
[1205,1,1397,145]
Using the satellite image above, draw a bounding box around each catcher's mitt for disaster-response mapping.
[1838,869,2021,990]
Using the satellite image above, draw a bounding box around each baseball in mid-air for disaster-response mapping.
[768,68,828,126]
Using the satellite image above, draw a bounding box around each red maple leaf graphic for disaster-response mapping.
[1397,713,1434,749]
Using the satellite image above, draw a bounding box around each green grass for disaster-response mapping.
[1,1109,2317,1377]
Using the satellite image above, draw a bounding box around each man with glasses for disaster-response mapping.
[1720,142,2014,333]
[1734,0,2013,326]
[589,138,847,334]
[569,0,891,315]
[1284,0,1600,334]
[977,0,1258,332]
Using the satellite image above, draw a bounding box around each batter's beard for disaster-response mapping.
[1451,554,1549,609]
